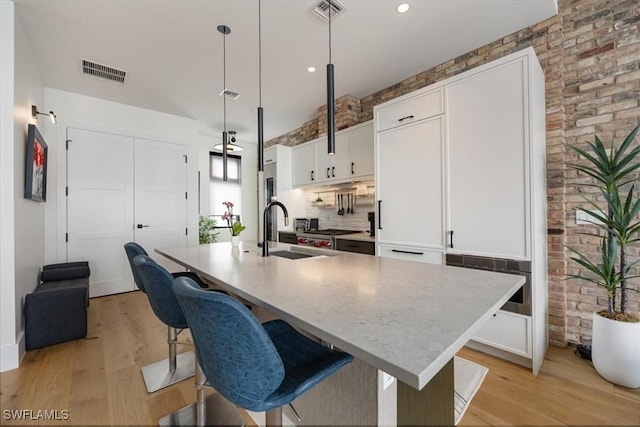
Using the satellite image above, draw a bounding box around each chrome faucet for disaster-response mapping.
[263,200,289,257]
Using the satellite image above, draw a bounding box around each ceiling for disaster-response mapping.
[15,0,557,145]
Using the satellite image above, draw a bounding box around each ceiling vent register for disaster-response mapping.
[312,0,345,22]
[81,59,126,84]
[219,89,240,100]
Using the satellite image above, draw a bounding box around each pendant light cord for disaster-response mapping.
[259,0,262,107]
[223,32,227,132]
[328,0,332,64]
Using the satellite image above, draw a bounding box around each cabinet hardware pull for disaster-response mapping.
[398,115,414,122]
[265,159,273,163]
[137,224,150,229]
[311,170,315,181]
[351,162,355,174]
[332,166,335,177]
[378,200,382,229]
[449,230,454,248]
[391,249,424,255]
[327,167,330,178]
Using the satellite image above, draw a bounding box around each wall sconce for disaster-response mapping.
[32,105,57,124]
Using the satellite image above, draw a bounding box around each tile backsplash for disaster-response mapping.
[303,180,374,231]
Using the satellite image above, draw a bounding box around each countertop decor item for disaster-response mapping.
[222,201,246,237]
[567,123,640,388]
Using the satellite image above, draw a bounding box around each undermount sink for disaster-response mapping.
[269,248,334,260]
[269,250,317,260]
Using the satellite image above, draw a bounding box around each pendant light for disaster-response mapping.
[257,0,264,171]
[326,0,336,155]
[218,24,231,181]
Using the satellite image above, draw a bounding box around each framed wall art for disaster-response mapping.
[25,124,48,202]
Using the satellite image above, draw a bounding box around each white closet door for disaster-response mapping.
[67,128,134,297]
[133,138,187,273]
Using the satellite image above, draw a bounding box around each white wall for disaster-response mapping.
[43,88,213,263]
[1,2,47,372]
[197,135,259,244]
[0,0,18,372]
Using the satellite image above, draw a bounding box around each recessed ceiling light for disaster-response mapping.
[396,3,410,13]
[307,66,317,73]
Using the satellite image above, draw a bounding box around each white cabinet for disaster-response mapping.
[472,311,532,357]
[316,134,350,183]
[376,116,444,251]
[349,122,374,178]
[377,244,444,265]
[292,141,317,187]
[374,47,547,374]
[446,59,529,260]
[376,88,443,132]
[293,121,374,188]
[263,146,277,165]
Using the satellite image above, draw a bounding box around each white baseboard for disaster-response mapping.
[0,330,25,372]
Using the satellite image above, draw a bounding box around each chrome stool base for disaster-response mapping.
[158,392,245,427]
[141,351,195,393]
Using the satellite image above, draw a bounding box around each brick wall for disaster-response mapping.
[266,0,640,346]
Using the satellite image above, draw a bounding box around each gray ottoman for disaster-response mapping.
[25,262,90,350]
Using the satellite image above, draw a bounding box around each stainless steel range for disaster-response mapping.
[296,229,362,249]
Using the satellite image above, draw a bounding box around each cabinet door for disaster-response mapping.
[315,136,333,183]
[263,147,276,165]
[446,59,529,259]
[331,132,351,180]
[292,142,317,187]
[349,123,374,178]
[376,116,444,248]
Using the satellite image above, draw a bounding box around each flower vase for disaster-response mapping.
[231,235,240,247]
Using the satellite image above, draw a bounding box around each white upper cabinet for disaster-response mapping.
[263,146,277,165]
[292,141,317,187]
[349,122,374,178]
[445,58,530,260]
[375,88,443,132]
[292,121,374,188]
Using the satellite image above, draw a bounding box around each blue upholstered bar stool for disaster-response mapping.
[173,276,354,427]
[133,255,245,427]
[124,242,207,393]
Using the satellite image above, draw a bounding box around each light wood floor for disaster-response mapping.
[1,291,638,426]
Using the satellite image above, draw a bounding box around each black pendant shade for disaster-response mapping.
[257,0,264,172]
[327,63,335,155]
[258,107,264,171]
[326,1,335,155]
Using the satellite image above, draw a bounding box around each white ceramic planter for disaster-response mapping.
[591,312,640,389]
[231,235,240,247]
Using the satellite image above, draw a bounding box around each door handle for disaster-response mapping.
[331,166,335,177]
[378,200,382,229]
[311,170,315,181]
[351,162,355,174]
[137,224,150,229]
[327,167,330,178]
[449,230,454,248]
[398,115,415,122]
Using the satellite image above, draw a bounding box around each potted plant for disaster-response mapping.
[222,201,246,247]
[568,124,640,388]
[199,216,219,244]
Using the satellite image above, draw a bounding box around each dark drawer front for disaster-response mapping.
[278,232,298,245]
[335,239,375,255]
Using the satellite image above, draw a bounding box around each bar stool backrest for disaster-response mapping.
[133,255,188,329]
[124,242,148,293]
[173,277,286,409]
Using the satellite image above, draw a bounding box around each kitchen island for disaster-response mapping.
[157,241,524,425]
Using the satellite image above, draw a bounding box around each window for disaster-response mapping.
[210,152,242,223]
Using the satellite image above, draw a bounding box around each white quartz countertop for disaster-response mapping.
[157,241,523,390]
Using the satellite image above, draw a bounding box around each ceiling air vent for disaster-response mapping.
[312,0,346,22]
[219,89,240,100]
[81,59,126,84]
